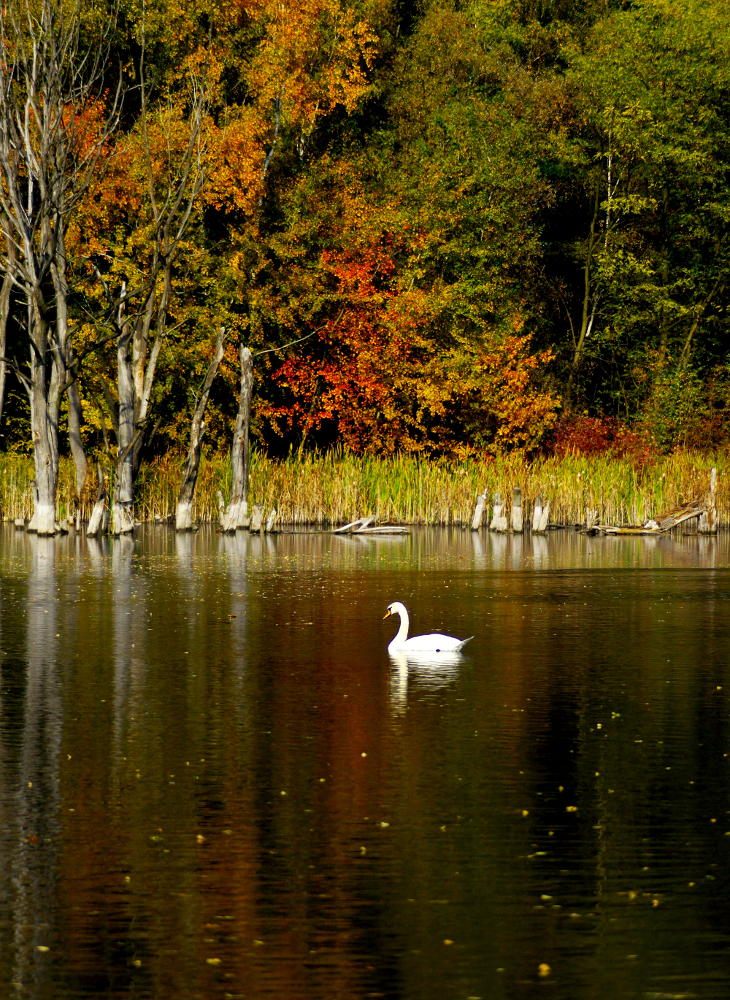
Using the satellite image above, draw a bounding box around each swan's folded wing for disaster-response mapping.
[401,632,465,652]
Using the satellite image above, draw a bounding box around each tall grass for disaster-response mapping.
[0,449,727,526]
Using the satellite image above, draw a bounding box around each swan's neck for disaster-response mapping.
[392,606,409,647]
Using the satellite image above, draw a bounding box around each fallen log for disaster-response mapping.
[603,498,706,535]
[354,525,410,535]
[333,515,374,533]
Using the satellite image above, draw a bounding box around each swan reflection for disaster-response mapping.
[388,648,464,712]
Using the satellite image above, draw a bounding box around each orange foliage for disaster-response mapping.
[454,327,560,452]
[264,241,423,452]
[262,238,559,454]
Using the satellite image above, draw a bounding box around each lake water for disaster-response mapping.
[1,524,730,1000]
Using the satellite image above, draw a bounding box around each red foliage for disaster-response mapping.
[264,241,422,452]
[549,415,658,464]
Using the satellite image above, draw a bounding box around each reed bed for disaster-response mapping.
[0,449,728,527]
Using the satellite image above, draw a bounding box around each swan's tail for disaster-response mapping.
[457,636,474,651]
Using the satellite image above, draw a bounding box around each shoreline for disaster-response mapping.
[0,450,726,529]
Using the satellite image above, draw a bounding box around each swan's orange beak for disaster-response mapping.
[383,609,392,619]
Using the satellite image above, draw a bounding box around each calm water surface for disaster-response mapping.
[2,525,730,1000]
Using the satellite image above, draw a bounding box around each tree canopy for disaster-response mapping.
[2,0,729,471]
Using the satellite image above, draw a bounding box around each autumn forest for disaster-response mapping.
[0,0,729,530]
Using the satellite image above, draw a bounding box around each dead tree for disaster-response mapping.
[0,0,121,533]
[0,212,15,429]
[175,327,228,530]
[106,42,209,535]
[221,346,254,531]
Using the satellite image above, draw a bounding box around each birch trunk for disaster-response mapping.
[112,315,136,535]
[29,301,62,536]
[66,356,87,498]
[87,465,107,536]
[176,327,227,531]
[0,0,122,532]
[222,345,253,531]
[0,212,14,429]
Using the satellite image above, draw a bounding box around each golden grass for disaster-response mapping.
[0,449,727,526]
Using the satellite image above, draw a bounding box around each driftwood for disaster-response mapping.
[603,498,706,535]
[333,516,374,533]
[333,516,409,535]
[355,525,410,535]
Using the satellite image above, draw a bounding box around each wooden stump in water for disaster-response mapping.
[221,345,254,533]
[700,467,717,534]
[265,509,277,533]
[490,494,509,532]
[471,491,487,530]
[26,479,39,533]
[534,500,550,533]
[511,487,523,533]
[250,504,263,532]
[112,500,134,535]
[87,466,108,537]
[532,496,543,532]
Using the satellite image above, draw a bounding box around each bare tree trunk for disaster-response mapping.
[27,300,60,535]
[67,380,86,493]
[0,212,14,429]
[566,181,600,408]
[0,0,122,532]
[222,345,254,531]
[87,464,107,536]
[176,327,228,530]
[112,311,135,535]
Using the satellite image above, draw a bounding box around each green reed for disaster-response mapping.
[0,449,727,526]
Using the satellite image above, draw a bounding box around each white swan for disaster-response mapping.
[383,601,473,655]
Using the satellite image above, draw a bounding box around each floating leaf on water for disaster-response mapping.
[538,963,551,977]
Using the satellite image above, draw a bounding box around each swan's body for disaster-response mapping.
[383,602,473,655]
